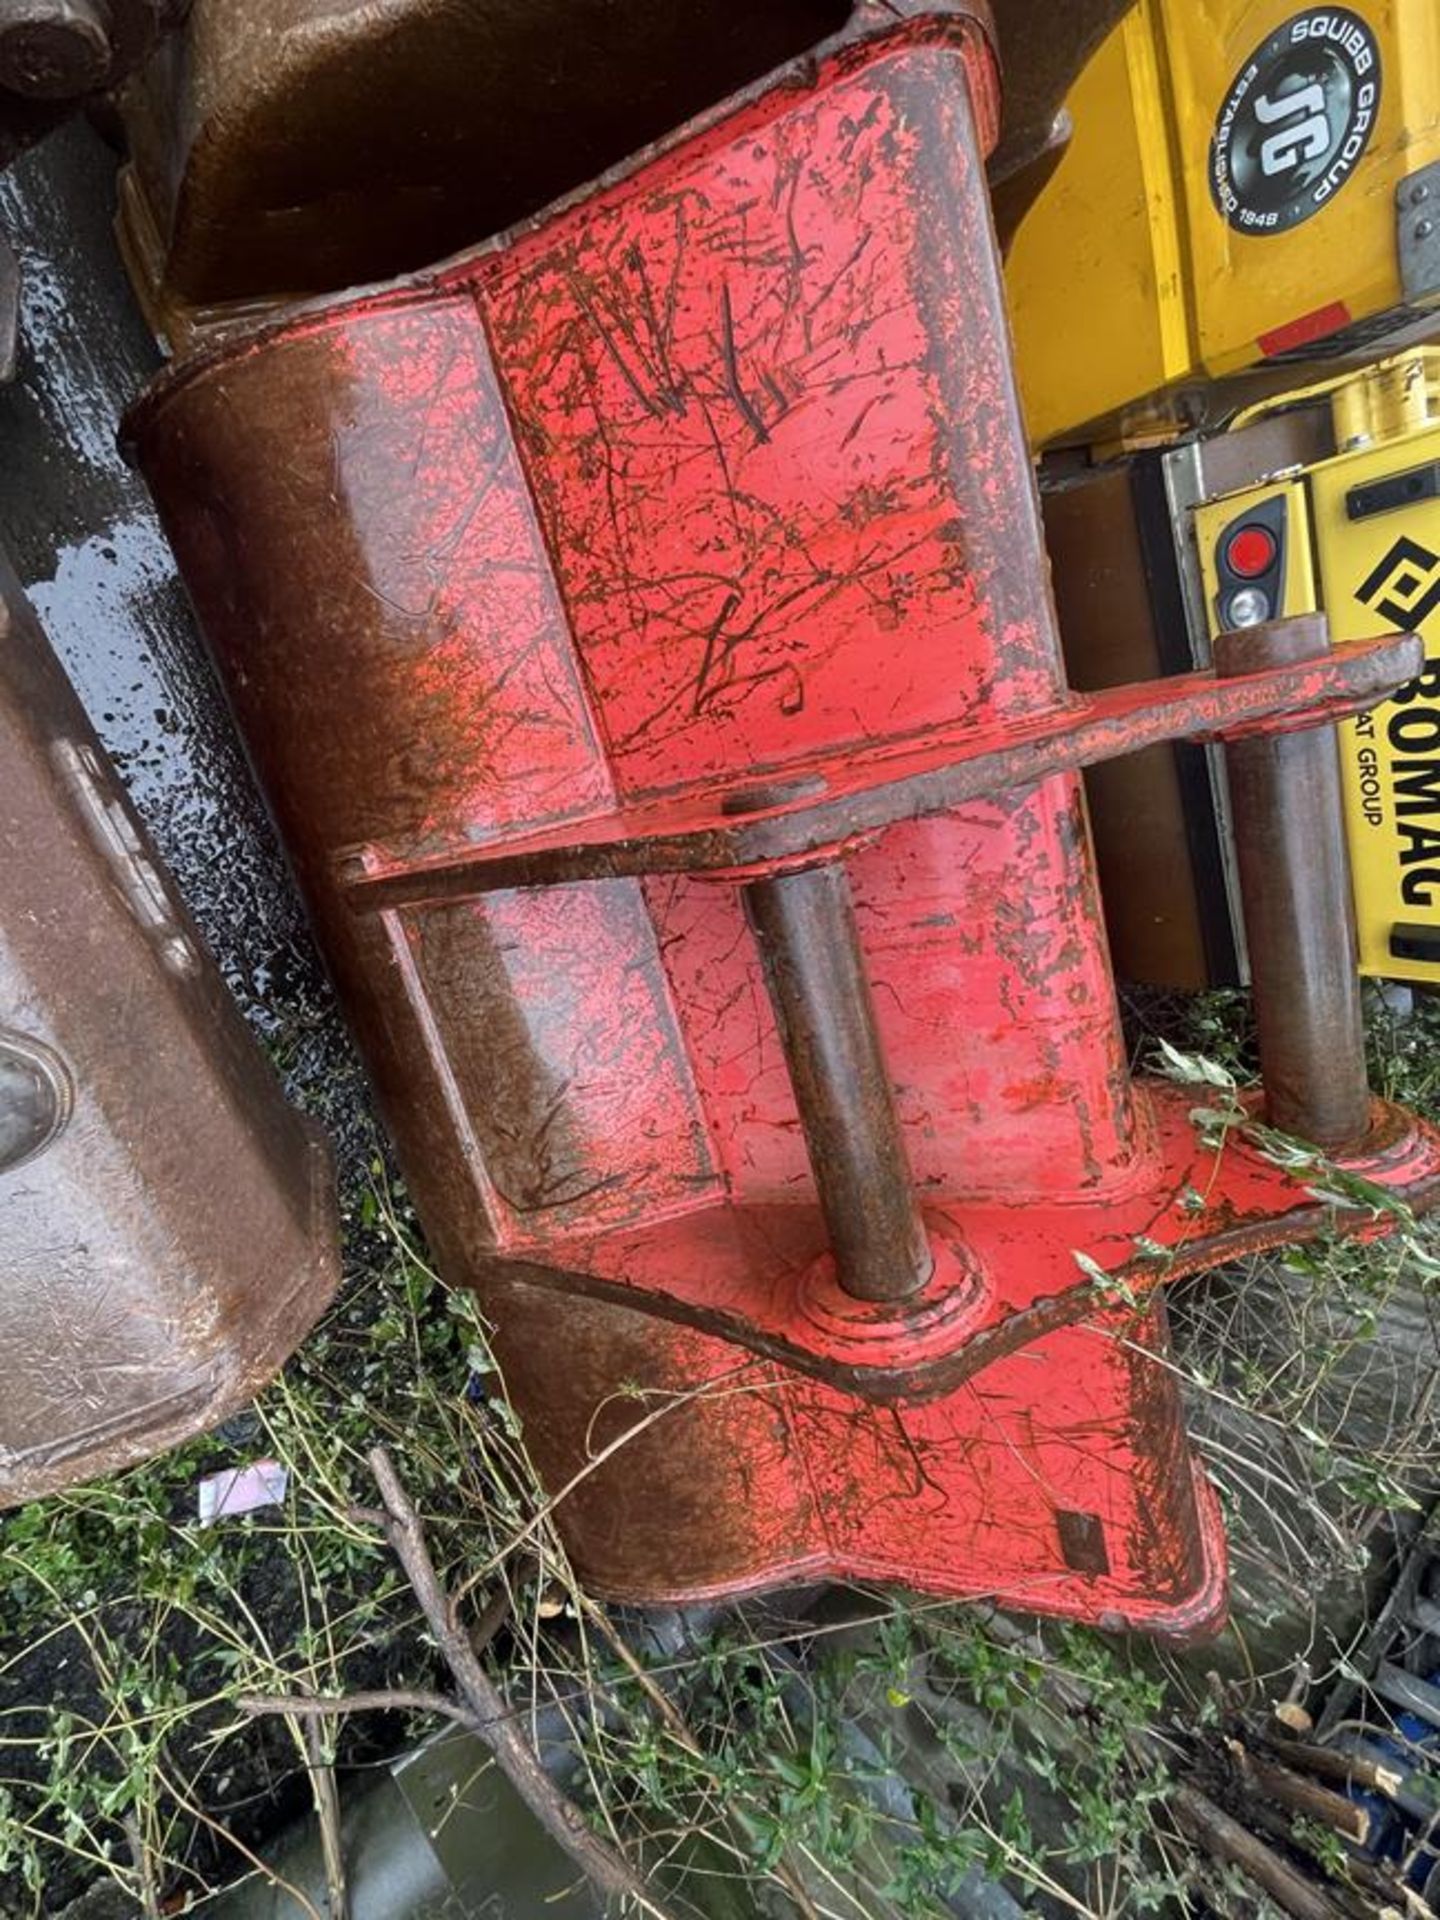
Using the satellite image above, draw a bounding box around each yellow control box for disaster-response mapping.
[1194,355,1440,980]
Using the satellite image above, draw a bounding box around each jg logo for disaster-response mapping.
[1211,8,1381,234]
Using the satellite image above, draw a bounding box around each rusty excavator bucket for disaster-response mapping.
[0,553,340,1506]
[111,0,1132,345]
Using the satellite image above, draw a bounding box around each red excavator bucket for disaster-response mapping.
[127,0,1440,1632]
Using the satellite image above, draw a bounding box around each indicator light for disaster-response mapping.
[1225,524,1277,578]
[1225,587,1271,628]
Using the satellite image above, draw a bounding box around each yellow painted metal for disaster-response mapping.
[1333,346,1440,449]
[1007,0,1440,449]
[1196,359,1440,980]
[1310,430,1440,983]
[1006,0,1192,446]
[1166,0,1438,377]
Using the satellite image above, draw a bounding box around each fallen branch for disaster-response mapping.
[1266,1735,1404,1801]
[1172,1781,1351,1920]
[362,1446,678,1914]
[250,1448,680,1918]
[246,1480,676,1911]
[250,1458,825,1916]
[241,1687,479,1733]
[1227,1739,1370,1845]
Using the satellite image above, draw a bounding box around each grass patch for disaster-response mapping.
[2,989,1439,1917]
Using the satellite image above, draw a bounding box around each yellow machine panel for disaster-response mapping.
[1007,0,1440,448]
[1170,0,1437,376]
[1193,364,1440,982]
[1194,477,1317,630]
[1310,427,1440,981]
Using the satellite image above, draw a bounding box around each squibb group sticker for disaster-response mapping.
[1210,7,1381,234]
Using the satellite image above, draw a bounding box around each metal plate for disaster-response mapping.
[1399,160,1440,307]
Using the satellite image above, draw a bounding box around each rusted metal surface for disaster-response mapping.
[332,642,1408,907]
[1216,617,1373,1151]
[115,0,853,345]
[744,856,933,1306]
[0,549,340,1506]
[0,0,113,100]
[111,0,1124,343]
[0,0,186,166]
[127,5,1440,1633]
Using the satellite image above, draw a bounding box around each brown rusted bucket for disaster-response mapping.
[114,0,849,346]
[113,0,1127,347]
[0,552,340,1506]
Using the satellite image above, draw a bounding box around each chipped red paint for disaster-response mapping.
[126,2,1440,1637]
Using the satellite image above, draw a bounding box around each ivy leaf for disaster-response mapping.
[1154,1038,1237,1090]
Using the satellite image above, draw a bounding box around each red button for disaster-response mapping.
[1226,525,1277,578]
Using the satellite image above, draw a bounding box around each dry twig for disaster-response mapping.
[304,1718,350,1920]
[247,1447,680,1920]
[122,1814,160,1920]
[241,1687,479,1732]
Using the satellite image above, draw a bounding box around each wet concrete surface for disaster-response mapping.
[0,120,371,1167]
